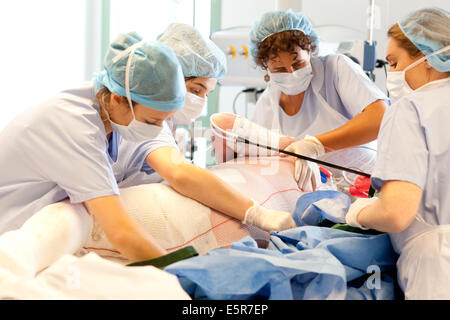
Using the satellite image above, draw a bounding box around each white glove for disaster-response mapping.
[231,116,283,157]
[345,197,379,229]
[243,199,296,231]
[281,135,325,192]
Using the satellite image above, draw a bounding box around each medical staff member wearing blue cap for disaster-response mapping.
[117,24,296,234]
[344,7,450,299]
[215,10,389,192]
[0,32,188,262]
[160,23,227,131]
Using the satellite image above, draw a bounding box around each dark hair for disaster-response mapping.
[255,30,316,69]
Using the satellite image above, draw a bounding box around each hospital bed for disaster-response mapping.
[0,147,396,300]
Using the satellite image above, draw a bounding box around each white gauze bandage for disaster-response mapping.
[85,183,217,256]
[231,116,283,157]
[0,200,92,278]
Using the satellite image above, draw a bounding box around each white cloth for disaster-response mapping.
[252,54,389,139]
[0,200,92,278]
[0,252,190,300]
[370,78,450,299]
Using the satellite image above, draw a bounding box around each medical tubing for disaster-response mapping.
[238,137,371,178]
[232,88,256,115]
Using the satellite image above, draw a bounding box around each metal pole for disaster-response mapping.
[193,0,196,27]
[100,0,111,68]
[276,0,303,11]
[368,0,375,45]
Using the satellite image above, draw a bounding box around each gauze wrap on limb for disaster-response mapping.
[85,158,300,259]
[85,183,218,257]
[0,252,191,300]
[1,158,300,270]
[231,116,283,156]
[210,113,283,163]
[0,200,92,278]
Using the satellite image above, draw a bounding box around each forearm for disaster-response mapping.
[356,200,400,233]
[168,162,253,220]
[84,196,167,262]
[108,219,167,262]
[353,180,422,233]
[316,100,386,152]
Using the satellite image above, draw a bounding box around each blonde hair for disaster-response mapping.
[96,87,113,122]
[387,23,422,58]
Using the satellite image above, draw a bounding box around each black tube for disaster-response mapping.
[237,137,371,178]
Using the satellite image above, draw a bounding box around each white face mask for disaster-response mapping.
[268,63,313,95]
[102,105,162,142]
[106,41,163,142]
[171,92,206,125]
[386,45,450,102]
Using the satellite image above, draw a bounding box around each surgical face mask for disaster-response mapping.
[386,45,450,101]
[106,40,163,142]
[102,104,163,142]
[171,92,206,125]
[268,63,313,95]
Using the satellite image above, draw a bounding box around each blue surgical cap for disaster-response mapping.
[93,32,186,111]
[158,23,227,80]
[398,7,450,72]
[249,9,319,60]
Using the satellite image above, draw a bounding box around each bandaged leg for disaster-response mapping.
[0,200,92,278]
[85,184,219,257]
[85,158,302,259]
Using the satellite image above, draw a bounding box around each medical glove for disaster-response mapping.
[345,197,379,230]
[243,199,296,231]
[281,135,324,192]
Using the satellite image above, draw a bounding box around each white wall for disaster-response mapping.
[0,0,89,131]
[301,0,450,94]
[218,0,450,116]
[218,0,276,117]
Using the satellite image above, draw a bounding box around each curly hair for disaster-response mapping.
[254,30,316,69]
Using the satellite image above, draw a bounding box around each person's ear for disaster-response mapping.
[111,93,128,105]
[424,59,433,70]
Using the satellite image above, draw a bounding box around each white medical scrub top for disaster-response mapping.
[115,121,179,188]
[371,79,450,248]
[252,54,389,139]
[370,79,450,299]
[0,82,177,234]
